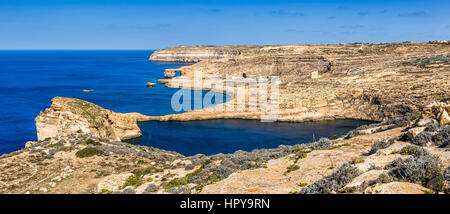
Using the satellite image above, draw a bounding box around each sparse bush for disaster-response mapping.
[412,147,429,157]
[425,123,440,132]
[84,139,101,146]
[330,135,340,140]
[123,175,144,189]
[299,163,361,194]
[312,138,337,150]
[440,139,450,148]
[344,130,358,139]
[286,164,300,173]
[444,167,450,182]
[403,54,449,68]
[142,184,159,193]
[432,126,450,147]
[331,143,350,149]
[162,178,188,191]
[99,189,114,194]
[411,131,432,146]
[341,187,355,193]
[384,158,403,170]
[399,134,412,143]
[398,145,423,156]
[297,182,308,187]
[75,147,103,158]
[132,166,163,177]
[388,154,444,191]
[293,152,307,163]
[368,139,394,155]
[376,173,394,184]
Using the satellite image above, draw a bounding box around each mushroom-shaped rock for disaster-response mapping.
[146,82,156,88]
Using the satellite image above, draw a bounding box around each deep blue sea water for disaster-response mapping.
[0,50,370,156]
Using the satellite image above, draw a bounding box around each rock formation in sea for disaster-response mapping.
[35,97,152,141]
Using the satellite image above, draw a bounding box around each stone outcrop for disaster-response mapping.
[423,101,450,125]
[35,97,153,141]
[365,182,431,194]
[97,173,134,192]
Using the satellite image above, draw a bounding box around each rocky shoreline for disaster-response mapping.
[1,42,449,194]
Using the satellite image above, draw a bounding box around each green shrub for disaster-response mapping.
[75,147,103,158]
[286,164,300,173]
[133,166,163,177]
[330,135,340,140]
[99,189,114,194]
[331,143,350,149]
[403,145,417,155]
[185,168,202,179]
[123,175,144,189]
[84,139,101,146]
[294,152,308,163]
[297,182,308,187]
[162,178,188,191]
[201,159,212,168]
[341,187,355,193]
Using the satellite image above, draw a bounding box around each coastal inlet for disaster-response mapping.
[127,119,372,156]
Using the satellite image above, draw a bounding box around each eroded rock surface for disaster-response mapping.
[149,45,255,62]
[35,97,153,141]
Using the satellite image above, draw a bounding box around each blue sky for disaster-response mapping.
[0,0,449,49]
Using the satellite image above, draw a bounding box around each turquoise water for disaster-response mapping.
[0,50,369,156]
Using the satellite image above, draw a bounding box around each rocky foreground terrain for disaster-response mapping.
[0,41,449,194]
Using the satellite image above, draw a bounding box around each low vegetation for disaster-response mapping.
[75,147,103,158]
[368,139,395,155]
[286,164,300,173]
[299,163,361,194]
[123,175,144,189]
[162,178,188,191]
[387,154,445,192]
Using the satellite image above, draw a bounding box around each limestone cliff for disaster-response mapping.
[149,45,259,62]
[35,97,151,141]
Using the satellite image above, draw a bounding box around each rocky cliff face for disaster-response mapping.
[149,45,260,62]
[35,97,151,141]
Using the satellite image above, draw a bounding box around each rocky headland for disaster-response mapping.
[1,41,449,194]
